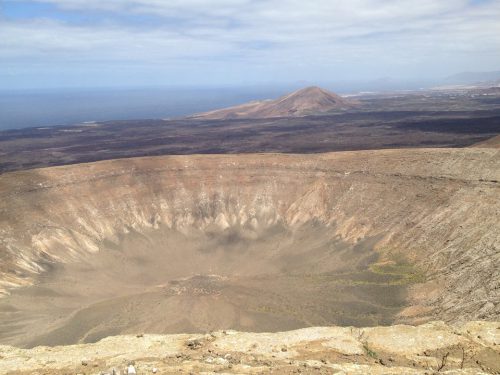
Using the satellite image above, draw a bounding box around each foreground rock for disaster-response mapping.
[0,321,498,374]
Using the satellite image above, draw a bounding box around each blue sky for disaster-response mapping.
[1,0,499,89]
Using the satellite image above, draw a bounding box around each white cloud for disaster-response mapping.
[1,0,500,86]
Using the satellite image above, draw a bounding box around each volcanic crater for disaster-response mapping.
[0,148,498,349]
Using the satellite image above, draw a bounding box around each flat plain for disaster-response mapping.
[1,89,500,173]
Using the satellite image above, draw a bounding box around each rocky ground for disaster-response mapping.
[0,321,499,374]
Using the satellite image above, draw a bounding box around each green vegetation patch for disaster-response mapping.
[363,342,378,358]
[370,261,426,285]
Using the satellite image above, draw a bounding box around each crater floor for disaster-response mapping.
[1,224,412,348]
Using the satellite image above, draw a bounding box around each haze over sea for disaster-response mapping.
[0,87,291,131]
[0,78,437,131]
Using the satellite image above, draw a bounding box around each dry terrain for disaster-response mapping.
[0,88,499,373]
[1,89,500,173]
[189,86,358,119]
[1,321,499,374]
[472,135,500,148]
[0,148,498,351]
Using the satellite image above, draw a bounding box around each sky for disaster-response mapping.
[1,0,500,89]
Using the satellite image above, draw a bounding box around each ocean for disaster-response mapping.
[0,86,289,131]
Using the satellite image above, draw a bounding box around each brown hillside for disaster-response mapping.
[471,134,500,148]
[190,86,358,119]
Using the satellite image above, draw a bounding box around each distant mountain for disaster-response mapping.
[189,86,358,119]
[445,70,500,85]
